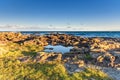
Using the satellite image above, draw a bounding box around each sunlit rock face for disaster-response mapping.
[1,32,120,69]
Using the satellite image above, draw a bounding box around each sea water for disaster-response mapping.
[21,31,120,38]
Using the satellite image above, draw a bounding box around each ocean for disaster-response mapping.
[20,31,120,38]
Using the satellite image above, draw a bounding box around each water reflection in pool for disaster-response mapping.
[44,45,73,53]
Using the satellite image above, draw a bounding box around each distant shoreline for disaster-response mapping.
[1,31,120,38]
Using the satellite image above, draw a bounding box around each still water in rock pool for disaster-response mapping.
[44,45,73,53]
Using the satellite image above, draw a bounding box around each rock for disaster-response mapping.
[97,56,104,62]
[102,67,120,80]
[117,67,120,70]
[115,64,120,69]
[91,48,106,52]
[39,53,48,61]
[78,60,85,67]
[96,52,116,67]
[92,38,101,43]
[110,51,120,58]
[59,36,64,40]
[53,53,62,61]
[64,63,78,74]
[18,57,30,62]
[63,53,77,57]
[70,47,89,54]
[73,42,79,46]
[78,43,90,48]
[35,52,62,62]
[74,68,85,72]
[90,52,103,59]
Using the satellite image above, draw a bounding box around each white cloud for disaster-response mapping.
[0,24,120,31]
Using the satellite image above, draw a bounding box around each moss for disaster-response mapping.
[0,57,112,80]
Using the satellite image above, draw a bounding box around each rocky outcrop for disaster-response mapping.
[1,32,120,69]
[34,52,62,62]
[70,47,90,54]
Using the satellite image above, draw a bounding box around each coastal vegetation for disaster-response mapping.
[0,32,116,80]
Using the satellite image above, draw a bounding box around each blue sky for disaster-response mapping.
[0,0,120,30]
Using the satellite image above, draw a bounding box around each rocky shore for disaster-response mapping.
[1,32,120,79]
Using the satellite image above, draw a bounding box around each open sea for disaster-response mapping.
[20,31,120,38]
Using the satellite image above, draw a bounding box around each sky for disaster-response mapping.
[0,0,120,31]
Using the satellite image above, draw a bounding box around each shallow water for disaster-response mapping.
[44,45,73,53]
